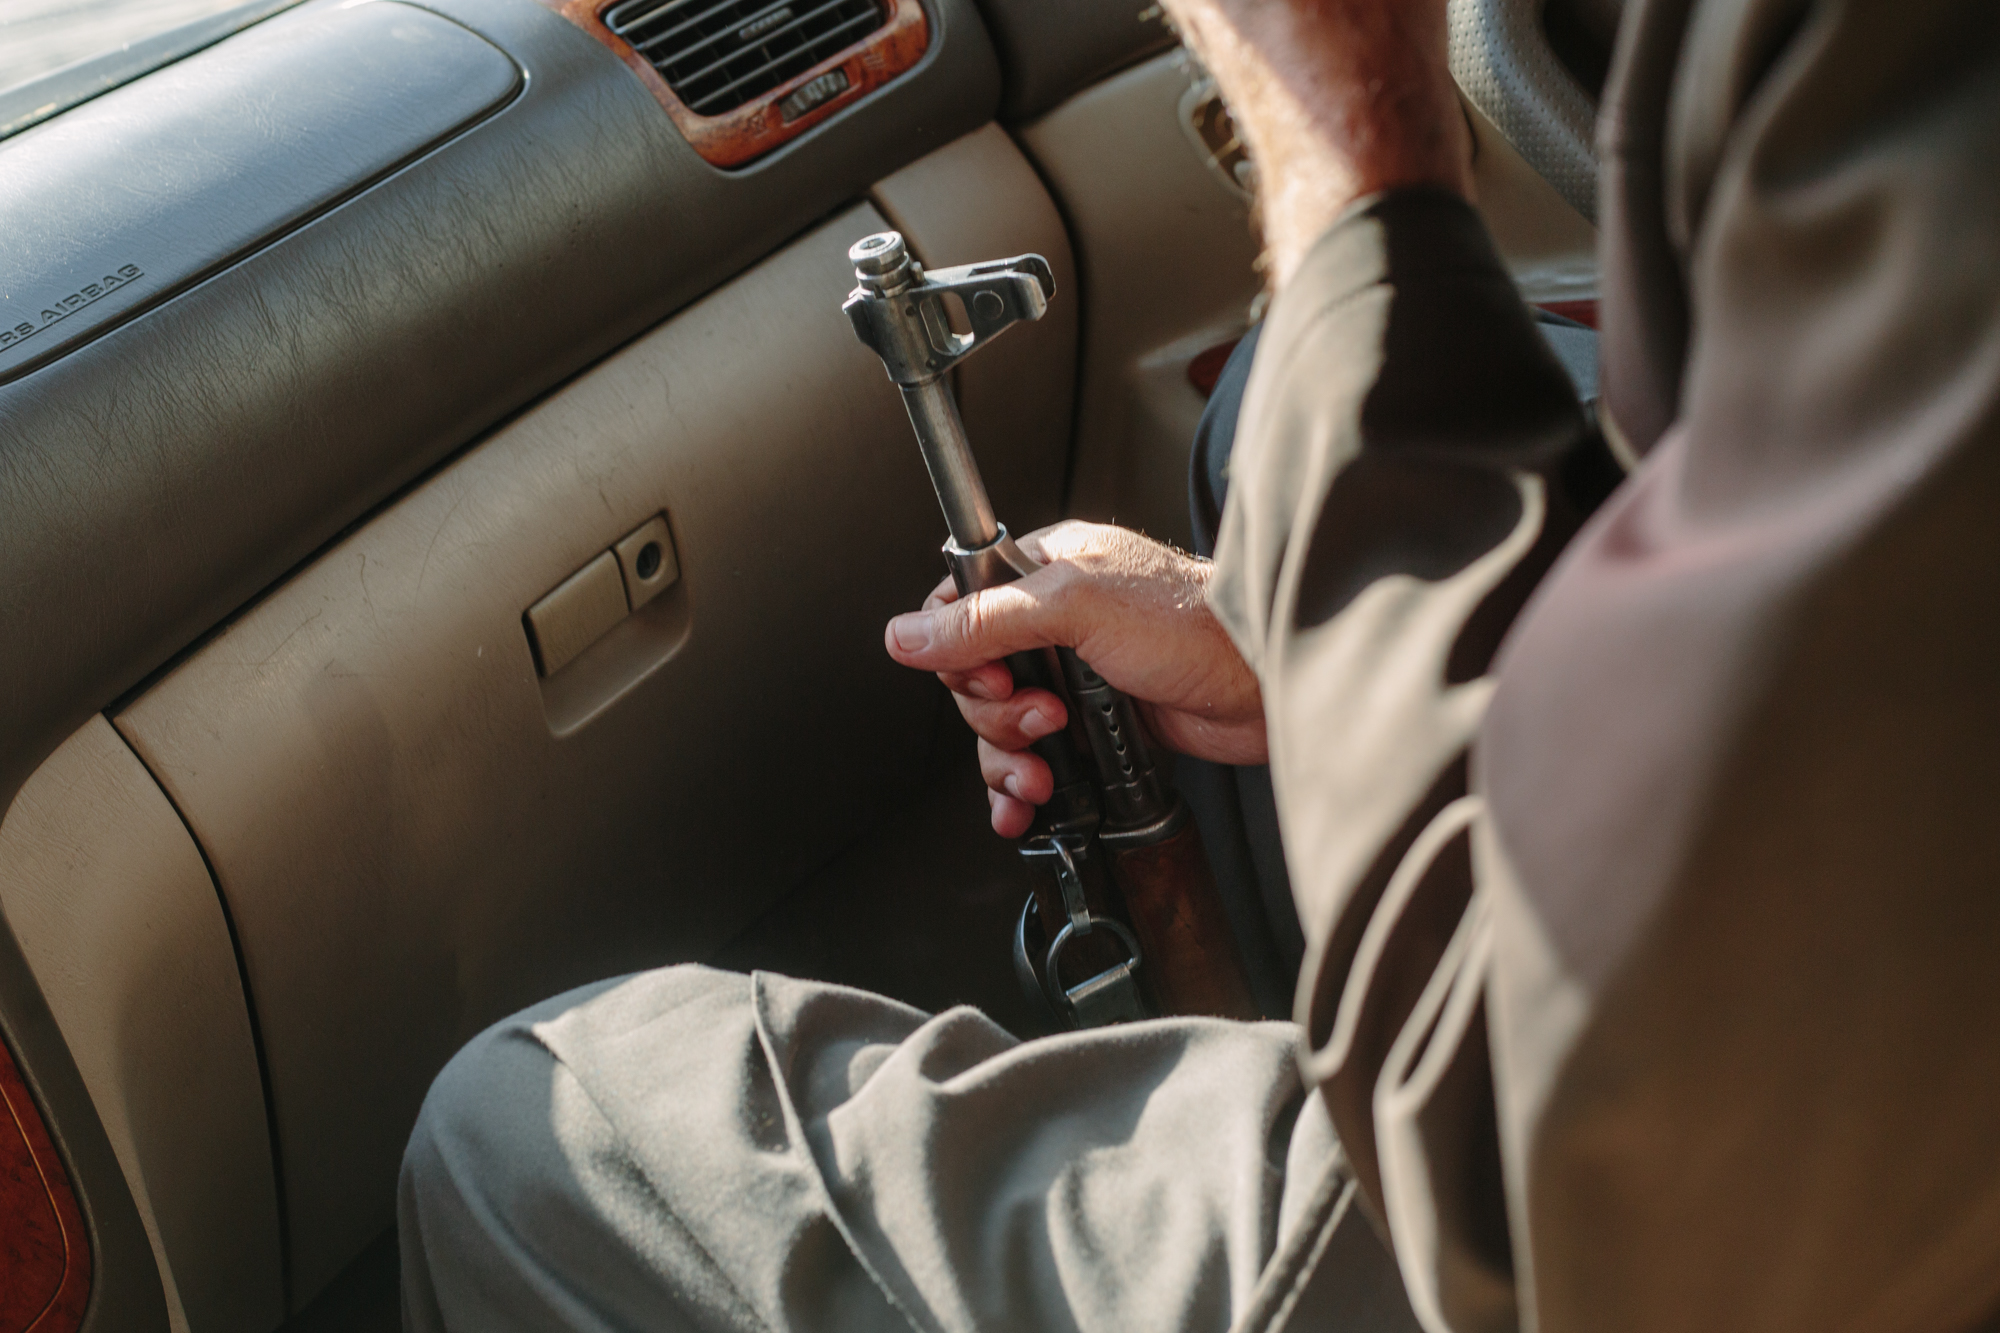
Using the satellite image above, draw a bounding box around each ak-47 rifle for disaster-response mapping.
[843,231,1259,1029]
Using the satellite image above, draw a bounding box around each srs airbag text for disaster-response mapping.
[1,263,144,351]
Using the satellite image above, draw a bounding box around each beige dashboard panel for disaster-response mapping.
[113,190,1072,1307]
[0,715,282,1333]
[1020,52,1263,549]
[871,122,1079,536]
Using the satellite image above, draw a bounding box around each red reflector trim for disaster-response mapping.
[1535,299,1600,329]
[1187,337,1243,398]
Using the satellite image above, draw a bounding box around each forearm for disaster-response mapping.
[1160,0,1474,288]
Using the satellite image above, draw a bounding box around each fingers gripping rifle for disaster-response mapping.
[843,231,1259,1029]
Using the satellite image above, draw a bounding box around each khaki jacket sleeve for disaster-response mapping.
[1219,4,2000,1332]
[1480,3,2000,1331]
[1210,187,1613,1332]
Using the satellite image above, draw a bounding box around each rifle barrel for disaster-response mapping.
[898,379,1000,551]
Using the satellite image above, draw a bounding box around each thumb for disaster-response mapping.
[885,578,1072,672]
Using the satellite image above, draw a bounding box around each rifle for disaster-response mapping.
[843,231,1259,1029]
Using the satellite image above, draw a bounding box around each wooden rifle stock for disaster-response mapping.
[1053,651,1259,1021]
[1106,809,1260,1021]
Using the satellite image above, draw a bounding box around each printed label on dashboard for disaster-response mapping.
[0,264,144,352]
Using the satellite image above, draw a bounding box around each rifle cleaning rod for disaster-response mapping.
[899,379,1001,553]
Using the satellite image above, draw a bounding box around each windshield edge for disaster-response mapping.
[0,0,307,141]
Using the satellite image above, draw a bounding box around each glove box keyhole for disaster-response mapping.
[523,512,691,735]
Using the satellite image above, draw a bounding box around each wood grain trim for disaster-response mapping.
[0,1033,90,1333]
[539,0,930,167]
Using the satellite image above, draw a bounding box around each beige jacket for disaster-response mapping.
[1213,2,2000,1330]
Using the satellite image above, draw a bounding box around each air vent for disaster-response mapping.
[604,0,888,118]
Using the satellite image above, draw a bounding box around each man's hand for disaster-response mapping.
[1160,0,1474,289]
[884,522,1264,838]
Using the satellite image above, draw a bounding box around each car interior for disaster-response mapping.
[0,0,1615,1328]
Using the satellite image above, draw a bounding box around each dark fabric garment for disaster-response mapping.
[1208,2,2000,1330]
[1528,314,1598,409]
[1184,321,1305,1018]
[1192,324,1268,557]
